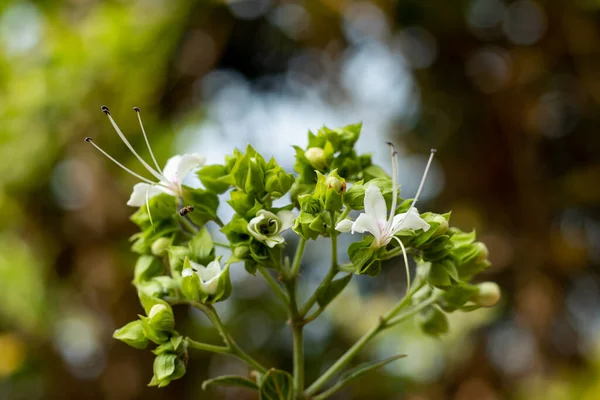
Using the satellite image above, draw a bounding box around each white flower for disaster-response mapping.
[182,259,223,295]
[335,145,436,249]
[336,184,430,248]
[86,106,206,207]
[247,210,295,248]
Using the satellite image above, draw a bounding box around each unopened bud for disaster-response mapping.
[475,282,501,307]
[326,176,346,193]
[474,242,489,263]
[151,238,170,257]
[305,147,327,170]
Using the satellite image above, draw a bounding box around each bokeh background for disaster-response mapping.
[1,0,600,399]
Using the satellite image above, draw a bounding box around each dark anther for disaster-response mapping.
[386,141,393,146]
[84,137,93,142]
[101,105,110,115]
[133,107,140,112]
[268,219,276,226]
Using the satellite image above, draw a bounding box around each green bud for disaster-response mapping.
[232,244,250,259]
[314,170,345,211]
[474,282,501,307]
[113,320,149,349]
[150,353,186,387]
[151,238,171,257]
[148,304,175,332]
[305,147,327,170]
[298,194,322,214]
[416,306,449,336]
[265,164,294,198]
[430,214,449,237]
[245,157,265,195]
[198,164,231,194]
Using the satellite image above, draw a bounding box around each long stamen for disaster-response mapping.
[386,141,400,223]
[101,106,164,182]
[84,137,156,185]
[392,236,411,295]
[406,149,436,215]
[134,107,163,175]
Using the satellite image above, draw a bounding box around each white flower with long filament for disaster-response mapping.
[336,144,436,290]
[85,105,206,207]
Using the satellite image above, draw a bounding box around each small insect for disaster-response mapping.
[179,205,194,216]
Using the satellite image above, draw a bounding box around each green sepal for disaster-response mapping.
[198,164,231,194]
[228,190,256,217]
[149,353,186,388]
[133,255,164,284]
[298,194,322,214]
[416,305,449,337]
[348,236,378,275]
[113,320,149,349]
[181,186,220,226]
[168,246,189,275]
[259,368,294,400]
[264,161,294,199]
[181,258,204,302]
[139,315,169,344]
[202,375,259,391]
[136,276,177,299]
[189,226,215,265]
[439,283,479,312]
[152,335,184,356]
[316,273,353,308]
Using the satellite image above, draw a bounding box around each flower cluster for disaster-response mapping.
[92,107,500,398]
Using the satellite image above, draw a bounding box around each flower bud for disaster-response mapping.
[298,194,322,214]
[474,242,489,263]
[474,282,501,307]
[113,320,149,349]
[305,147,327,170]
[315,170,345,211]
[265,165,294,198]
[148,304,175,332]
[430,214,449,237]
[151,238,171,257]
[149,353,186,387]
[233,244,250,259]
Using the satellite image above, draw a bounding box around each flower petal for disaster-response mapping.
[182,268,194,278]
[248,214,268,241]
[162,153,206,184]
[364,184,387,227]
[277,210,295,232]
[335,219,354,232]
[127,183,163,207]
[265,235,285,248]
[391,209,431,233]
[203,260,222,280]
[200,276,219,295]
[352,213,382,243]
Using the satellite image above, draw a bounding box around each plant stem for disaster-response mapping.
[291,238,307,278]
[305,285,436,397]
[185,338,230,354]
[202,304,267,373]
[213,241,230,249]
[167,298,267,373]
[258,266,289,305]
[300,233,338,317]
[285,278,305,397]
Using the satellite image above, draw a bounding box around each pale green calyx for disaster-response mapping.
[247,210,295,248]
[475,282,501,307]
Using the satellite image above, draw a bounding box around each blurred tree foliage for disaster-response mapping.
[1,0,599,399]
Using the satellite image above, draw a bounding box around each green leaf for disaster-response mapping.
[202,375,259,391]
[259,369,294,400]
[338,354,407,389]
[189,226,215,265]
[316,273,352,308]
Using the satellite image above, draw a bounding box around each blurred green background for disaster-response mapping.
[1,0,600,399]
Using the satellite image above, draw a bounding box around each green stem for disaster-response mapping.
[167,298,267,373]
[213,241,230,249]
[185,338,230,354]
[285,279,305,397]
[258,266,289,305]
[336,207,351,224]
[300,233,338,317]
[291,238,307,278]
[305,284,434,397]
[203,304,267,373]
